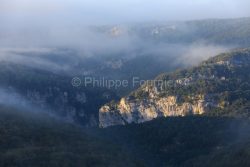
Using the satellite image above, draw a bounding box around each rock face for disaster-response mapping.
[0,61,119,127]
[99,95,216,128]
[23,86,116,127]
[99,48,250,127]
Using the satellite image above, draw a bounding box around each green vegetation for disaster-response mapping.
[2,105,250,167]
[0,106,142,167]
[91,116,250,167]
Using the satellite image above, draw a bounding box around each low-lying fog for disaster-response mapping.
[0,26,230,74]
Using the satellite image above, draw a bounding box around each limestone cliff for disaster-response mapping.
[100,94,218,127]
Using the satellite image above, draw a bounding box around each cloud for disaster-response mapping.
[177,44,229,66]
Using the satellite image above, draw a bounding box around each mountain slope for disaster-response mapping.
[99,17,250,46]
[91,116,250,167]
[0,106,142,167]
[0,61,119,127]
[99,48,250,127]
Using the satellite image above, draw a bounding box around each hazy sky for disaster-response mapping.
[1,0,250,25]
[0,0,249,48]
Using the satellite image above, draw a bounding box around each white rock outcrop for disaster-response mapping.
[99,95,214,128]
